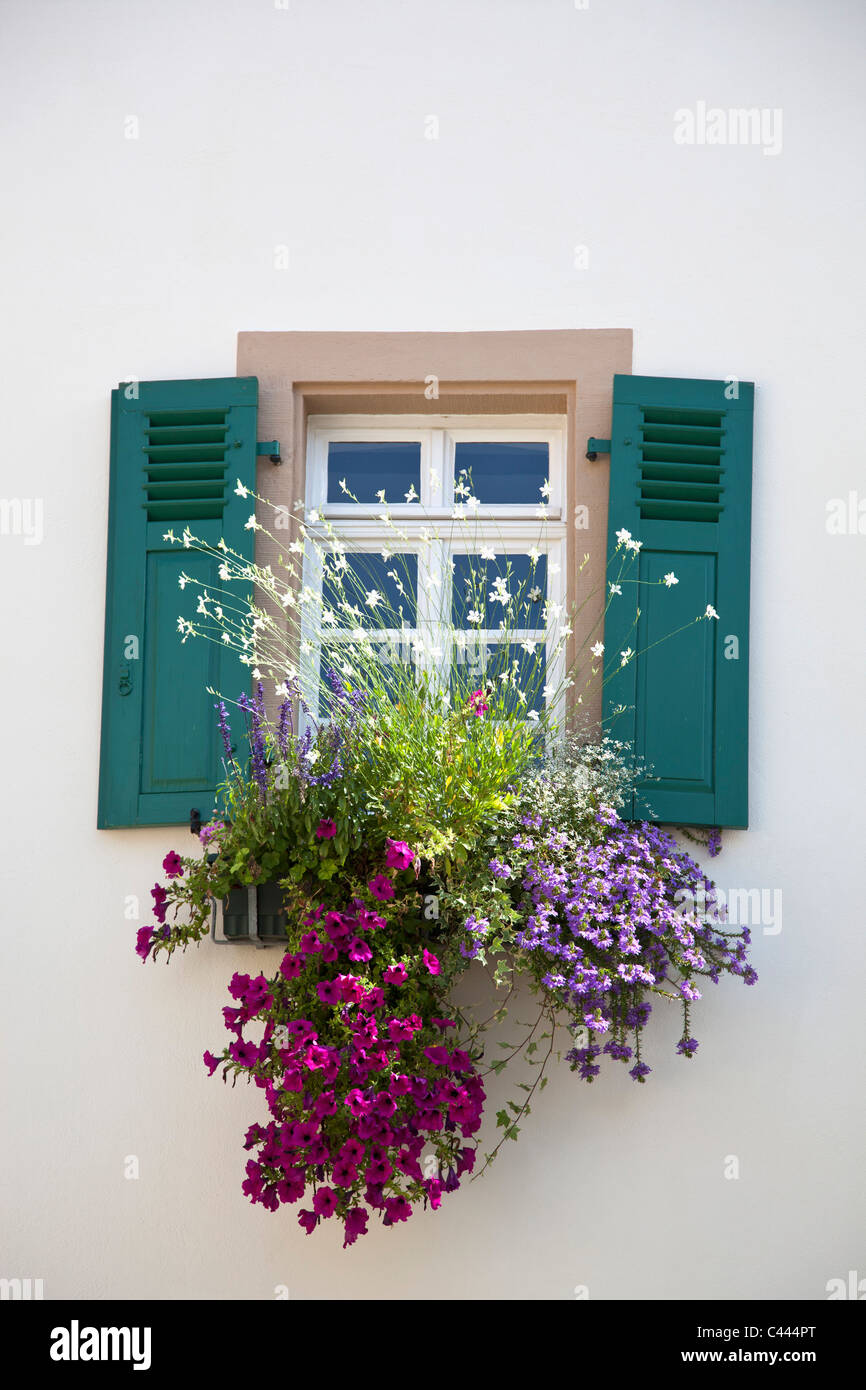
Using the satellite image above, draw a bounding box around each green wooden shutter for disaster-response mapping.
[602,374,753,827]
[98,377,259,828]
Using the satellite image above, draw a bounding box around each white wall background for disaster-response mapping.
[1,0,864,1299]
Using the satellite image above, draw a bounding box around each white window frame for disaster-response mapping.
[301,415,568,729]
[306,414,565,520]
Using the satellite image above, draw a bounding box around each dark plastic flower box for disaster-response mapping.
[211,879,287,948]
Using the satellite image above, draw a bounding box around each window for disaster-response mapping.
[301,415,567,725]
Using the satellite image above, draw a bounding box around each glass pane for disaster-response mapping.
[454,441,549,505]
[327,441,421,504]
[451,553,547,629]
[322,552,417,627]
[318,644,415,717]
[451,640,546,716]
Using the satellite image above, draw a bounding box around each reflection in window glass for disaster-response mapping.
[322,553,417,627]
[327,441,421,504]
[318,645,415,718]
[454,441,549,505]
[451,641,546,716]
[451,553,547,629]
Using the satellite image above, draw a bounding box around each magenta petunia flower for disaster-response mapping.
[295,1120,319,1147]
[468,689,488,718]
[312,1186,338,1218]
[316,979,343,1006]
[242,1159,264,1201]
[368,874,395,901]
[298,1209,318,1235]
[398,1148,424,1182]
[232,971,254,998]
[203,1050,220,1076]
[356,907,387,930]
[338,974,365,1003]
[366,1155,393,1184]
[162,850,183,878]
[324,911,350,941]
[384,839,414,870]
[422,949,441,976]
[342,1206,369,1247]
[299,930,322,955]
[287,1019,317,1039]
[279,952,305,980]
[276,1173,305,1205]
[383,962,408,985]
[456,1146,476,1176]
[316,818,337,840]
[303,1044,331,1072]
[383,1194,412,1223]
[340,1138,366,1164]
[344,1088,369,1117]
[332,1159,359,1188]
[415,1107,444,1132]
[229,1038,261,1068]
[426,1178,443,1210]
[347,937,372,963]
[135,926,154,961]
[388,1018,416,1044]
[150,884,168,923]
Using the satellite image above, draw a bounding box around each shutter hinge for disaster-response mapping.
[189,807,202,837]
[256,440,282,464]
[585,438,611,461]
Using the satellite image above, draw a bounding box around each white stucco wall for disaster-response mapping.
[1,0,864,1299]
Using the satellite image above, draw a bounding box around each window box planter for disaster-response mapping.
[212,879,287,947]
